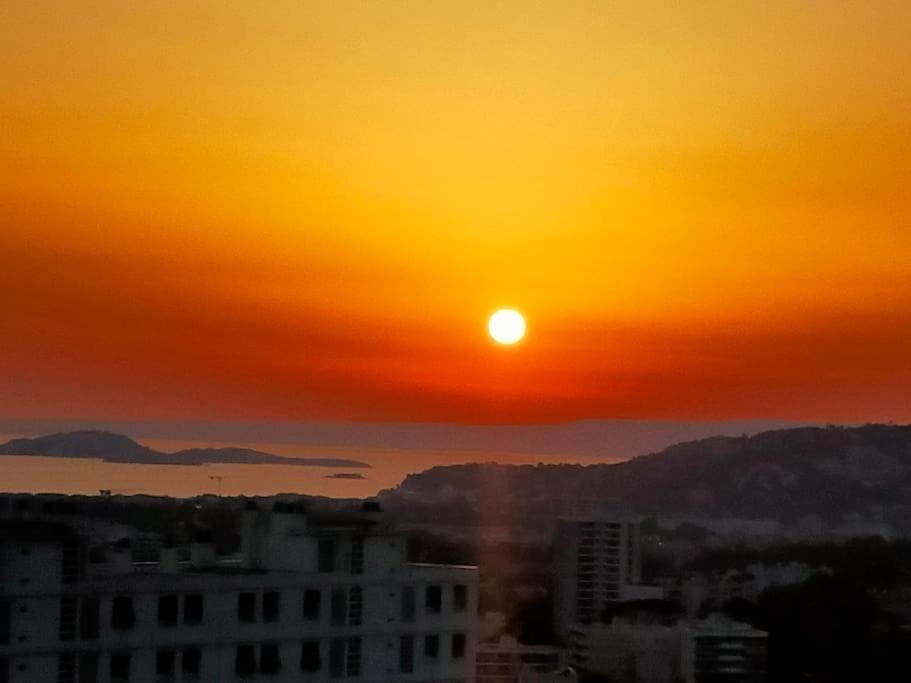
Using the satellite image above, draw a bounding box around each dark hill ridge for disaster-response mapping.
[0,431,370,468]
[383,425,911,528]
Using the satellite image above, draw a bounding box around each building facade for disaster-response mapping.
[0,502,479,683]
[568,615,766,683]
[553,513,661,639]
[679,616,767,683]
[475,636,566,683]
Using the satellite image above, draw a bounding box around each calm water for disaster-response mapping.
[0,436,619,498]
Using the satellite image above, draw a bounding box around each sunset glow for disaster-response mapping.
[1,2,910,424]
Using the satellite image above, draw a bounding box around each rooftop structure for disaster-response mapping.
[0,501,479,683]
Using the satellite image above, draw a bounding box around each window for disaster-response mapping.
[62,539,80,584]
[399,636,414,674]
[330,588,347,626]
[401,586,415,623]
[260,643,281,675]
[110,653,131,682]
[237,593,256,623]
[452,633,466,659]
[263,591,280,622]
[0,601,10,644]
[57,653,76,683]
[181,648,201,681]
[348,586,362,626]
[425,585,442,614]
[350,536,364,574]
[60,597,78,640]
[318,539,335,573]
[78,653,98,683]
[303,589,321,620]
[235,645,256,678]
[300,641,321,672]
[111,596,135,630]
[158,595,178,627]
[424,634,440,659]
[156,650,175,680]
[80,598,100,640]
[329,639,345,679]
[346,638,361,677]
[183,594,203,625]
[454,584,468,612]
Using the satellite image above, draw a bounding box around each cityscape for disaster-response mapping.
[3,2,911,682]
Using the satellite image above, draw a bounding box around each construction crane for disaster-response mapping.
[208,475,225,497]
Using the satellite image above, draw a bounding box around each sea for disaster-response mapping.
[0,436,619,499]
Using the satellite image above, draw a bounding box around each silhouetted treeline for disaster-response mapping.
[694,536,911,588]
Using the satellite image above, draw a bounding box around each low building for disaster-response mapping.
[0,501,479,682]
[476,636,565,683]
[568,621,678,683]
[568,614,765,683]
[679,615,767,683]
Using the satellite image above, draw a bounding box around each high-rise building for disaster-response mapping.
[0,502,478,683]
[553,510,661,639]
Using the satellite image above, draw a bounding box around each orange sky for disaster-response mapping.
[1,1,910,423]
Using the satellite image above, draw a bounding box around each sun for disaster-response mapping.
[488,308,526,345]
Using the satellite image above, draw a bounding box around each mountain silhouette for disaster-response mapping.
[0,431,369,468]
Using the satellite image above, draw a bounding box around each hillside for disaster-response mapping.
[381,425,911,532]
[0,431,370,468]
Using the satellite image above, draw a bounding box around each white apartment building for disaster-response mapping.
[568,615,767,683]
[0,501,479,683]
[554,513,661,639]
[679,616,767,683]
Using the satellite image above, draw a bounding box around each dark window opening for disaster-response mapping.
[0,601,10,645]
[157,595,178,627]
[301,641,321,672]
[235,645,256,678]
[111,596,135,631]
[183,594,203,625]
[425,585,442,613]
[57,653,75,683]
[452,633,466,659]
[402,586,416,623]
[454,584,468,612]
[77,653,98,683]
[318,539,335,573]
[238,592,256,623]
[303,589,321,619]
[156,650,175,679]
[80,598,100,640]
[329,639,345,679]
[331,588,347,626]
[399,636,414,673]
[424,634,440,659]
[350,536,364,574]
[346,637,361,677]
[262,591,280,622]
[110,653,131,682]
[181,648,201,680]
[260,642,281,675]
[348,586,362,626]
[60,597,77,641]
[62,540,81,584]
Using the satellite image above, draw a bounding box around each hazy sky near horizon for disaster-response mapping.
[2,2,910,424]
